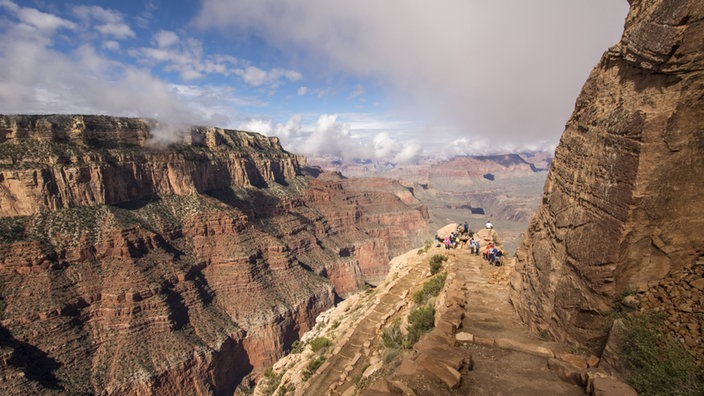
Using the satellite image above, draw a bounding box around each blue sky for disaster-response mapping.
[0,0,629,162]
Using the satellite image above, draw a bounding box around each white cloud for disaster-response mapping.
[239,113,422,163]
[194,0,629,151]
[1,0,76,32]
[154,30,179,48]
[102,40,120,51]
[234,66,302,87]
[297,86,308,96]
[72,5,135,39]
[0,9,203,134]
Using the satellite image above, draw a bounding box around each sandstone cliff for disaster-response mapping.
[0,115,429,395]
[510,0,703,362]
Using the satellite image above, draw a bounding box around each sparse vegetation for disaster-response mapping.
[418,239,434,255]
[429,254,448,275]
[289,340,303,354]
[381,320,404,349]
[330,320,340,330]
[309,337,332,353]
[412,272,447,305]
[302,356,326,380]
[276,382,295,395]
[537,329,553,341]
[261,367,282,396]
[403,305,435,348]
[618,313,704,396]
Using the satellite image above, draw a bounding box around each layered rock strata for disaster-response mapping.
[510,0,704,358]
[0,115,429,395]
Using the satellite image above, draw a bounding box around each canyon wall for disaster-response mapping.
[0,115,430,395]
[510,0,703,359]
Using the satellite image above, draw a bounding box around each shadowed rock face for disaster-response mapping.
[0,115,429,394]
[510,0,704,355]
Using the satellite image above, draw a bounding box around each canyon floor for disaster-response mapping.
[254,227,593,395]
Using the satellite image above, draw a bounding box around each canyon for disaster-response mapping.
[0,114,430,395]
[1,0,703,394]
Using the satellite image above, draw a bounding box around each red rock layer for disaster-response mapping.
[0,115,430,395]
[510,0,704,355]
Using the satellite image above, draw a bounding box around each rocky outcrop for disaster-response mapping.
[510,0,704,359]
[0,115,429,394]
[0,114,301,217]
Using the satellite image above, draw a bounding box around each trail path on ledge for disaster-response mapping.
[300,250,430,396]
[298,245,585,395]
[452,248,584,395]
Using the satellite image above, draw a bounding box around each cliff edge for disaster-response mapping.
[0,114,430,395]
[510,0,703,362]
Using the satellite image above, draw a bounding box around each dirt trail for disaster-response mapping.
[453,248,585,395]
[299,251,430,396]
[288,244,587,395]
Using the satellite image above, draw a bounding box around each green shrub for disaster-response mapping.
[302,356,326,380]
[429,254,448,275]
[309,337,332,353]
[412,272,447,305]
[261,367,282,396]
[404,305,435,348]
[289,340,303,354]
[381,320,404,349]
[619,314,704,396]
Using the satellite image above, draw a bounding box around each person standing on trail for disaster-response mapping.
[464,221,469,234]
[444,236,451,250]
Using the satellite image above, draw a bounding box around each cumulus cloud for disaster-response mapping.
[72,5,135,39]
[1,0,76,32]
[234,66,302,87]
[239,113,422,164]
[194,0,629,151]
[0,5,203,133]
[154,30,179,48]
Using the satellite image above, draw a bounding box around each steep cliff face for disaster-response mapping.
[0,115,429,395]
[510,0,703,357]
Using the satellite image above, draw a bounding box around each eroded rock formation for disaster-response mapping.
[510,0,703,360]
[0,115,429,395]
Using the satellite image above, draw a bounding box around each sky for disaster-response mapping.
[0,0,629,163]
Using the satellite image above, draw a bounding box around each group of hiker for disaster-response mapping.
[435,221,504,266]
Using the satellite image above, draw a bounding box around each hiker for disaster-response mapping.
[494,249,503,266]
[483,243,491,261]
[464,221,469,234]
[469,239,477,254]
[444,236,451,250]
[488,244,497,264]
[486,221,493,229]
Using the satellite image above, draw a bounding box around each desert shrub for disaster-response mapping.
[276,383,295,395]
[404,305,435,348]
[261,367,282,396]
[429,254,448,275]
[302,356,326,380]
[330,320,340,330]
[289,340,303,354]
[309,337,332,353]
[412,272,447,305]
[381,320,404,349]
[620,314,704,396]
